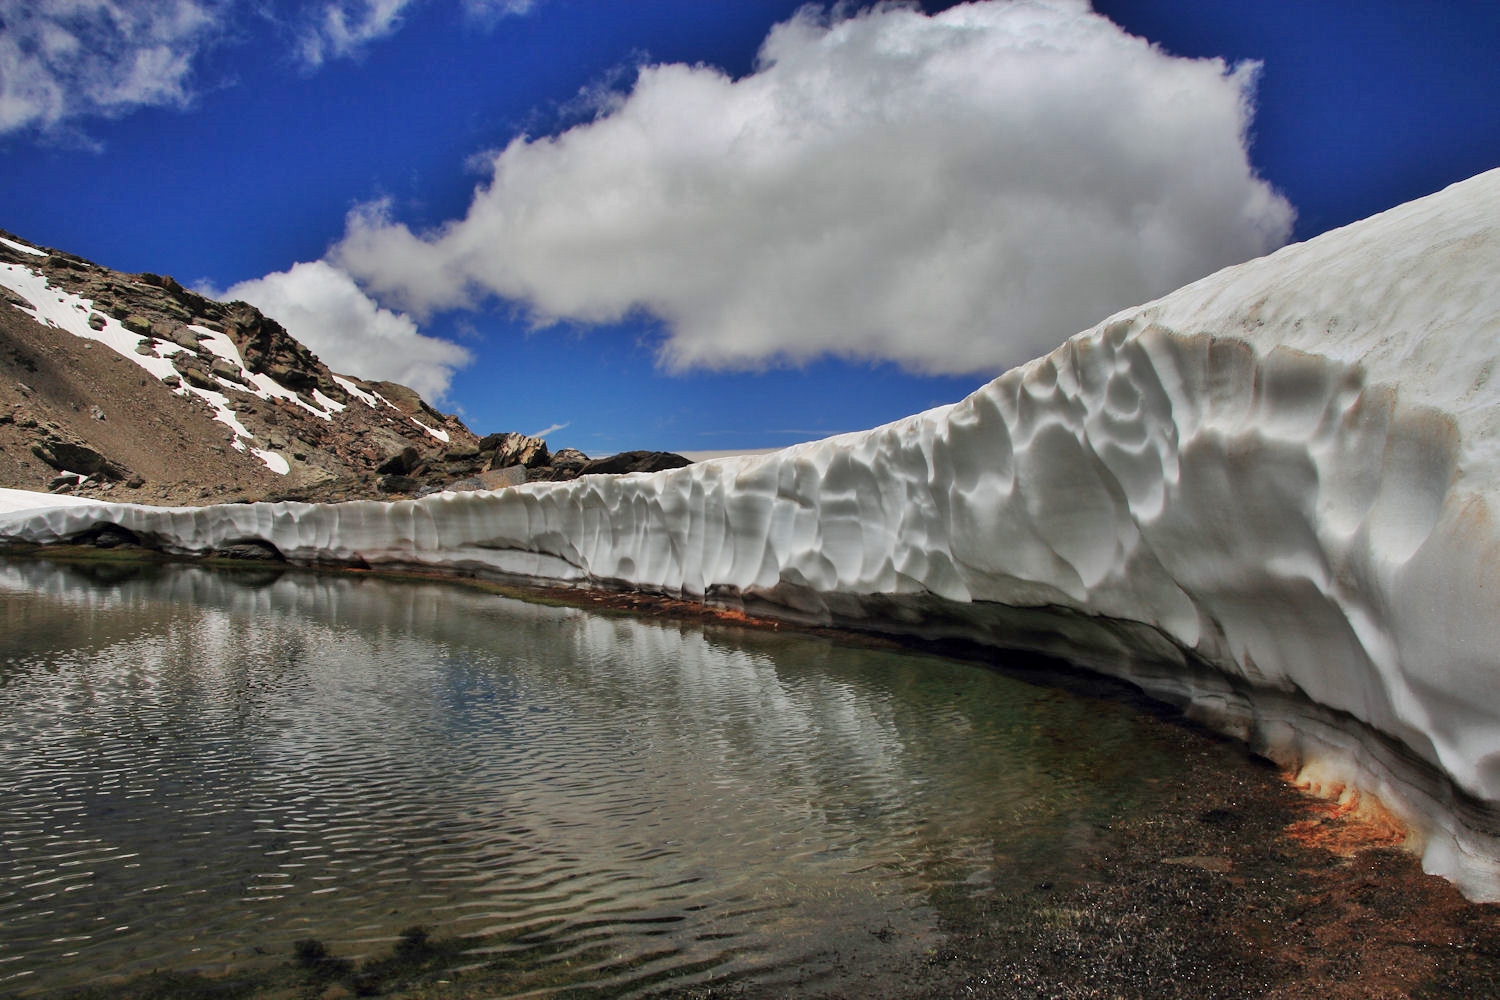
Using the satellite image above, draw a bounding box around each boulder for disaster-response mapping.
[209,357,244,383]
[30,439,131,480]
[368,380,427,417]
[179,366,219,391]
[376,446,421,476]
[43,255,84,273]
[267,362,317,391]
[447,467,527,492]
[215,539,285,561]
[226,301,321,389]
[578,450,693,476]
[377,474,421,495]
[73,523,142,548]
[483,432,550,469]
[539,447,590,480]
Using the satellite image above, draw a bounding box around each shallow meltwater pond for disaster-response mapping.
[1,557,1484,999]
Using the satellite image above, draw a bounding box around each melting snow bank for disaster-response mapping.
[4,170,1500,898]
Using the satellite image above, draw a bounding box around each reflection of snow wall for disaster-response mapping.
[4,170,1500,898]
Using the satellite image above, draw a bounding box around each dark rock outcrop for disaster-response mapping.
[577,450,694,476]
[377,446,422,476]
[480,432,550,470]
[225,302,325,393]
[215,539,286,561]
[377,474,422,494]
[347,434,694,498]
[30,437,131,481]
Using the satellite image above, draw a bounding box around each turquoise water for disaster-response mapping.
[0,558,1195,997]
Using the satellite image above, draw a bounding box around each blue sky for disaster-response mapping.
[2,1,1497,457]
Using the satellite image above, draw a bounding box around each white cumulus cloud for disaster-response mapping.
[223,260,472,404]
[0,0,227,136]
[333,0,1295,375]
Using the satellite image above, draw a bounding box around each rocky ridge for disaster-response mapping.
[0,229,688,504]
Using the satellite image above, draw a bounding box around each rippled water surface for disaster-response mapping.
[0,558,1202,997]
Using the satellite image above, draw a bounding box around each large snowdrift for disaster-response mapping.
[4,170,1500,897]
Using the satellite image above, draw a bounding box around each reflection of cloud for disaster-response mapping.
[0,0,227,137]
[10,559,947,979]
[219,260,471,404]
[334,0,1293,376]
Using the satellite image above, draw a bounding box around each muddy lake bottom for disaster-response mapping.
[0,553,1497,999]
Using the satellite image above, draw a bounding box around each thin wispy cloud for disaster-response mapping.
[0,0,546,135]
[463,0,539,22]
[295,0,415,66]
[335,0,1294,376]
[532,421,570,438]
[0,0,229,137]
[296,0,539,66]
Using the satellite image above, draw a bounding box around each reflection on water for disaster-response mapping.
[0,558,1193,997]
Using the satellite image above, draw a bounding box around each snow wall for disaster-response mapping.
[4,169,1500,898]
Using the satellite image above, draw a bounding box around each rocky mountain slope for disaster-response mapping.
[0,229,687,504]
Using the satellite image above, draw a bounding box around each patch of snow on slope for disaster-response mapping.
[189,386,253,439]
[192,326,245,367]
[4,170,1500,899]
[331,374,379,407]
[330,373,441,440]
[312,388,345,413]
[2,264,178,383]
[1,237,47,257]
[251,448,291,475]
[241,372,333,421]
[411,416,450,443]
[190,325,338,425]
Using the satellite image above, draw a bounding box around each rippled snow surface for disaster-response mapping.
[0,559,1209,997]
